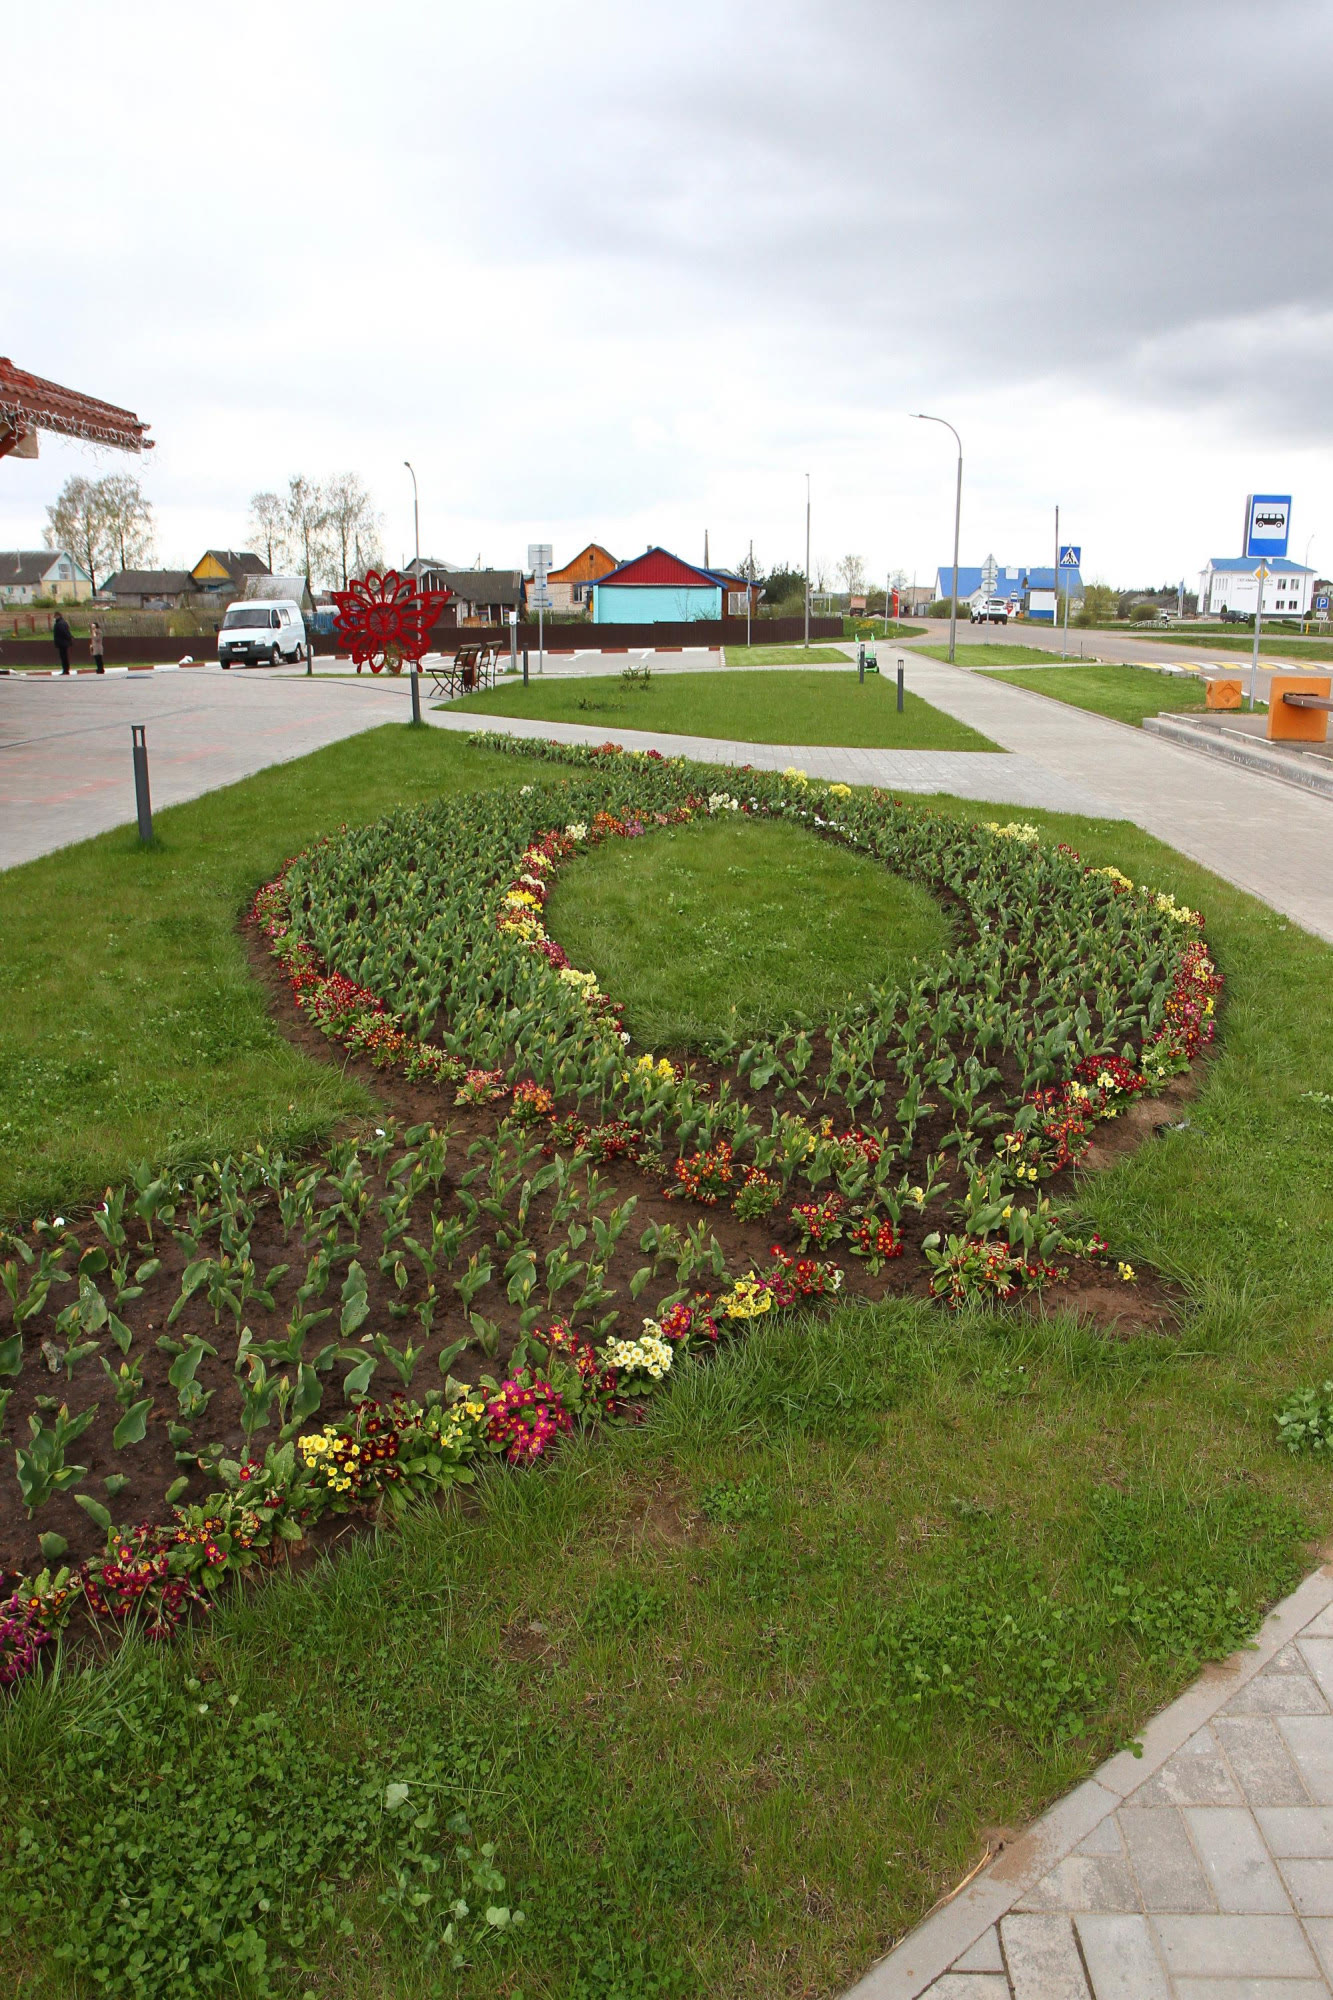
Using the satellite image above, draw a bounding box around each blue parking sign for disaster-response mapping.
[1317,594,1330,613]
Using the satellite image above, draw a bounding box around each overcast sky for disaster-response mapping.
[4,0,1330,589]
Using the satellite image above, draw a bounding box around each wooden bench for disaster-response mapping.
[428,641,503,700]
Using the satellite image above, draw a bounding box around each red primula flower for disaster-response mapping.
[332,569,453,674]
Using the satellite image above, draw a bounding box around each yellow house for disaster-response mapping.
[0,550,93,602]
[190,549,270,594]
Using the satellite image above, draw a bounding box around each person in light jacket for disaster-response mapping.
[90,619,105,674]
[53,612,73,675]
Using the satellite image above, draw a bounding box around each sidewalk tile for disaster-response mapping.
[1214,1716,1311,1805]
[952,1930,1005,1973]
[1171,1983,1329,1999]
[1121,1807,1216,1911]
[1305,1915,1333,1981]
[1223,1668,1328,1717]
[921,1977,1010,1998]
[1255,1807,1333,1856]
[1150,1913,1318,1977]
[1181,1808,1292,1912]
[1301,1606,1333,1640]
[1072,1913,1170,1998]
[997,1914,1090,1998]
[1012,1853,1138,1913]
[1300,1641,1333,1702]
[1135,1729,1241,1807]
[1276,1857,1333,1915]
[1279,1719,1333,1802]
[1221,1643,1328,1718]
[1076,1819,1126,1858]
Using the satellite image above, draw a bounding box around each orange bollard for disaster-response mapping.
[1268,675,1332,743]
[1205,679,1243,710]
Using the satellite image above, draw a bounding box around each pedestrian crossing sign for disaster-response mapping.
[1058,545,1081,568]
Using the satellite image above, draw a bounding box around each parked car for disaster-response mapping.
[969,597,1011,625]
[1219,607,1245,625]
[219,598,308,667]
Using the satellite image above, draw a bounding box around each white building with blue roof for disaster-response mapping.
[1198,556,1316,618]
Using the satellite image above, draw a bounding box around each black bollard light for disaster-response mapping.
[131,724,153,842]
[522,646,529,686]
[410,668,421,724]
[896,659,905,713]
[857,642,865,684]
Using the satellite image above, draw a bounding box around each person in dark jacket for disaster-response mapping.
[53,612,73,674]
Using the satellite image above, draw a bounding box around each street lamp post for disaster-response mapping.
[404,460,421,715]
[804,473,811,648]
[912,414,962,664]
[404,461,420,579]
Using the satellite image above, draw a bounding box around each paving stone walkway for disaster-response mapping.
[424,706,1102,812]
[0,669,405,870]
[847,1568,1333,1999]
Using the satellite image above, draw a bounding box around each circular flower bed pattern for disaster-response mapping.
[0,739,1219,1682]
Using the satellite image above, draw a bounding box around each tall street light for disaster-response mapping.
[404,460,420,578]
[804,472,811,647]
[912,413,962,665]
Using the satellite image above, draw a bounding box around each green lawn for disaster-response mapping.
[439,668,998,750]
[916,642,1064,667]
[981,663,1212,728]
[1160,632,1333,663]
[0,729,536,1220]
[546,814,948,1049]
[8,743,1333,1996]
[719,644,847,666]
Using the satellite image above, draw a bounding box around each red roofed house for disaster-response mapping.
[592,546,732,624]
[545,542,618,614]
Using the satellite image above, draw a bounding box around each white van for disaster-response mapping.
[219,599,308,668]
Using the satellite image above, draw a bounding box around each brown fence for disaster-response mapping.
[0,614,844,671]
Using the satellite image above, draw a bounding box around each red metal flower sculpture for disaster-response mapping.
[331,569,452,674]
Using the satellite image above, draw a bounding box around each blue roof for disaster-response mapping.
[1205,556,1314,573]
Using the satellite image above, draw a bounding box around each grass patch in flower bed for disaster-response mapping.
[438,666,999,750]
[982,661,1212,728]
[544,812,949,1048]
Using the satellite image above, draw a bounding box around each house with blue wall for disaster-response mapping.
[933,560,1082,622]
[592,547,728,623]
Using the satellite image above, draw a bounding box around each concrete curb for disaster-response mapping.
[842,1565,1333,1998]
[1143,714,1333,802]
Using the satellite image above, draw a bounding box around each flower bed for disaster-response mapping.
[0,743,1220,1684]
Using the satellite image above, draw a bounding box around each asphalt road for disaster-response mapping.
[900,616,1331,674]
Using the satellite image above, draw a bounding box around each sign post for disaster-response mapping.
[527,542,552,675]
[1248,563,1268,711]
[1058,544,1081,659]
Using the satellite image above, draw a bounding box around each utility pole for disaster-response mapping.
[1054,504,1059,642]
[747,537,753,648]
[804,474,811,647]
